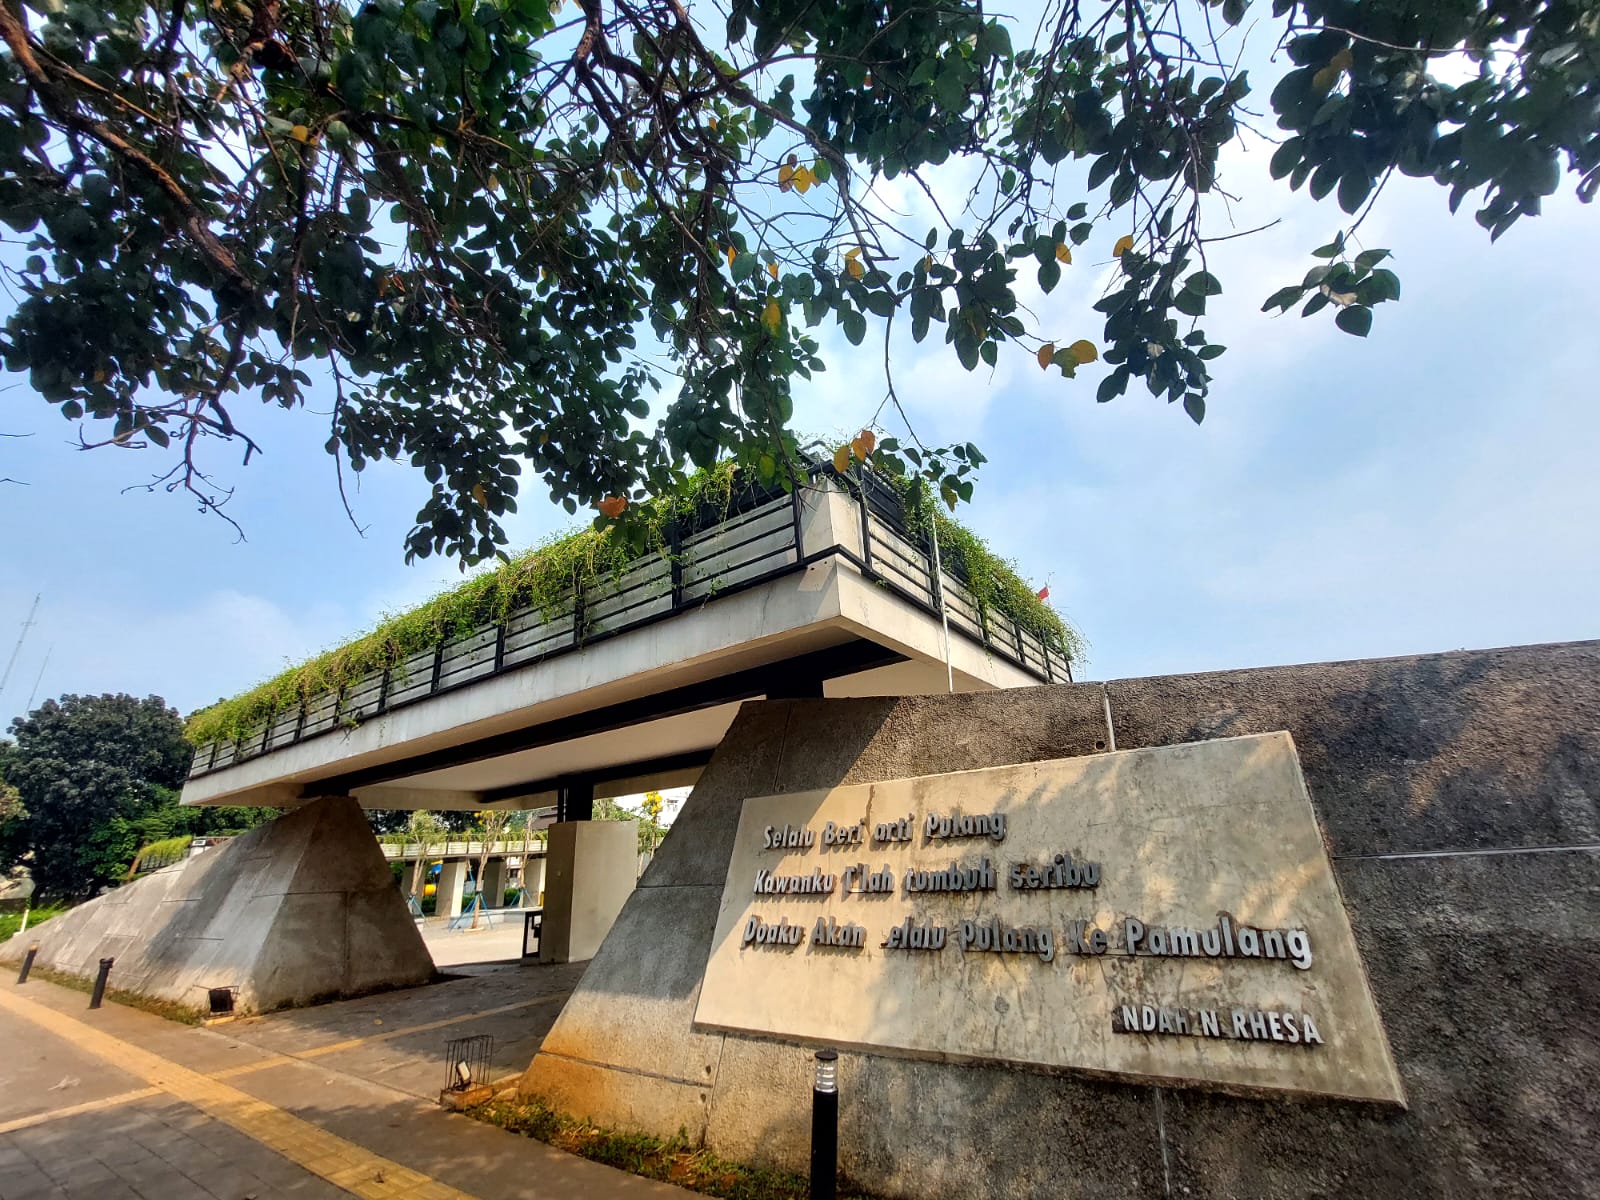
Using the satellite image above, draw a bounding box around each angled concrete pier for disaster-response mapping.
[0,797,434,1015]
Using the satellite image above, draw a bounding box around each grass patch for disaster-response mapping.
[26,963,205,1024]
[470,1097,880,1200]
[128,835,194,877]
[0,902,69,944]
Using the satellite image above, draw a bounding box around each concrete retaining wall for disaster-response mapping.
[518,640,1600,1199]
[0,796,435,1014]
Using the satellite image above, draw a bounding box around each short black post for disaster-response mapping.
[16,943,39,984]
[89,957,113,1009]
[810,1048,838,1200]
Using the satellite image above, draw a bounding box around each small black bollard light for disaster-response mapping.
[810,1048,839,1200]
[88,957,114,1009]
[16,943,39,984]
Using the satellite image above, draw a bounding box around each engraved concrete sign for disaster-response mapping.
[693,732,1405,1105]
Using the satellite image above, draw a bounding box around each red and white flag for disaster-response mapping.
[1036,585,1050,601]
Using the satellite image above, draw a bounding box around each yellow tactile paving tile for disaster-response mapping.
[0,986,479,1200]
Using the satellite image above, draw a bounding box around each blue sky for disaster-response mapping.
[1,110,1597,723]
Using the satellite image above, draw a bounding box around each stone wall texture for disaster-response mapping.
[519,640,1600,1200]
[0,796,435,1014]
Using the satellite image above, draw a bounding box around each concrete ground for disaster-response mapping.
[0,961,693,1200]
[418,914,530,971]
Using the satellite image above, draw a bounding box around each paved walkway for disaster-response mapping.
[0,969,693,1200]
[419,918,528,970]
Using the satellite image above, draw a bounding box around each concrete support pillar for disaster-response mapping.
[436,859,469,919]
[480,858,508,908]
[557,777,595,823]
[539,821,637,964]
[525,855,547,906]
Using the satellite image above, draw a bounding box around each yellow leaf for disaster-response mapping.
[290,124,310,143]
[1113,234,1134,257]
[471,484,487,507]
[1312,64,1340,92]
[1037,342,1055,370]
[1331,46,1353,73]
[845,257,865,280]
[844,246,862,260]
[596,496,627,519]
[851,436,867,462]
[922,255,933,272]
[707,116,718,130]
[857,428,876,454]
[767,261,779,279]
[487,173,500,192]
[792,165,814,194]
[777,162,794,187]
[1067,339,1098,364]
[620,168,640,191]
[762,299,782,333]
[726,244,736,269]
[832,445,851,474]
[1054,243,1072,264]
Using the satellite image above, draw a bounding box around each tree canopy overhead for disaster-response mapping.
[2,0,1593,561]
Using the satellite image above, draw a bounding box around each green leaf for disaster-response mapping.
[1365,267,1401,302]
[841,309,867,345]
[1335,305,1373,337]
[1337,170,1372,215]
[1183,393,1206,423]
[1262,285,1306,312]
[1269,137,1302,180]
[935,62,966,110]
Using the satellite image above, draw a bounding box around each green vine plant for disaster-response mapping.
[187,461,741,747]
[886,472,1084,665]
[186,452,1082,749]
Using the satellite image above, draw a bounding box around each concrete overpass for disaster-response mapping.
[175,467,1072,964]
[180,471,1071,820]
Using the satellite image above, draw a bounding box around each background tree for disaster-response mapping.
[402,807,445,901]
[640,789,665,854]
[0,765,27,870]
[2,0,1593,558]
[2,693,267,897]
[469,806,512,927]
[595,793,663,855]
